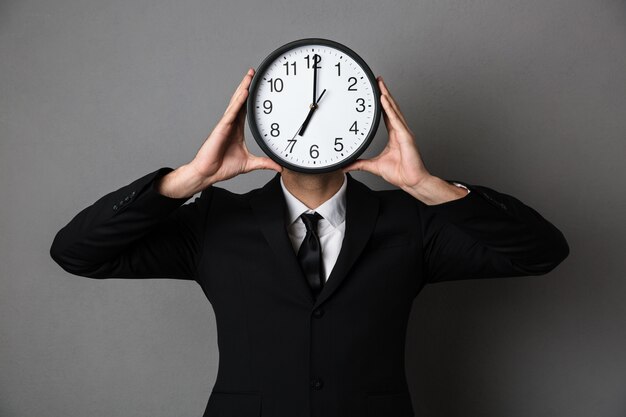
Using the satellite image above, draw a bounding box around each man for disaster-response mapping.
[50,68,569,417]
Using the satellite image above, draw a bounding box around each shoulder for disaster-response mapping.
[347,175,422,220]
[373,188,422,220]
[199,181,265,207]
[348,175,417,204]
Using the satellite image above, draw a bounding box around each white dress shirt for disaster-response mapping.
[279,174,469,283]
[280,173,347,283]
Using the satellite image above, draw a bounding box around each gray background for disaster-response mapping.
[1,0,625,416]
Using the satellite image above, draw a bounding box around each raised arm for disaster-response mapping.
[343,76,569,283]
[49,167,209,279]
[50,68,282,280]
[415,177,569,283]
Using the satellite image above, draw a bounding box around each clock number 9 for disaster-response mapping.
[270,123,280,137]
[355,98,365,112]
[309,144,319,159]
[267,78,283,93]
[263,100,273,114]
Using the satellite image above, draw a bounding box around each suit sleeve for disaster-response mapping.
[418,180,570,284]
[50,167,212,280]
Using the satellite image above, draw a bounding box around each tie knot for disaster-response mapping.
[300,212,322,232]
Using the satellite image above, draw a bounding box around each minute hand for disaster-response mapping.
[298,89,326,137]
[312,54,319,105]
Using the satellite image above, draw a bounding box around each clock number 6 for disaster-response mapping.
[310,144,319,159]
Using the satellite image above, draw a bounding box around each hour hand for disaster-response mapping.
[298,89,327,137]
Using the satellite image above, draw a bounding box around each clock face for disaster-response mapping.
[247,38,381,173]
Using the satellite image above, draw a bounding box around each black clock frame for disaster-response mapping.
[247,38,382,174]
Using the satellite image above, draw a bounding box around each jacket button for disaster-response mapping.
[124,196,130,202]
[113,205,118,211]
[310,378,323,390]
[131,191,136,197]
[313,308,324,318]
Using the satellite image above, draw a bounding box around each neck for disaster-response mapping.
[281,169,345,209]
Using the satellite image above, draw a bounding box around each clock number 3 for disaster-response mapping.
[355,98,365,112]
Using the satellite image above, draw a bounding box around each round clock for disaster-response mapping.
[247,38,381,174]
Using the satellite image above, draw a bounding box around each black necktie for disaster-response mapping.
[297,212,324,298]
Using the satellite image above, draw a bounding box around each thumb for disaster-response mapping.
[342,158,377,175]
[246,155,283,173]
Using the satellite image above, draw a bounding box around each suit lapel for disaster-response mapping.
[250,173,316,305]
[313,173,379,308]
[249,172,380,308]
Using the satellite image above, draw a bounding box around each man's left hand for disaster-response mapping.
[343,76,468,205]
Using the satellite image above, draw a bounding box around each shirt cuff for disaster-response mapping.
[451,181,471,194]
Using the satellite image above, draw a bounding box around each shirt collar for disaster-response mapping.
[280,173,347,228]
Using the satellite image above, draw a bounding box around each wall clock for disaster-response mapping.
[247,38,381,173]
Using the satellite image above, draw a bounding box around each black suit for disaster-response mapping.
[50,167,569,417]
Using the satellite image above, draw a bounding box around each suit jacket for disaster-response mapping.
[50,167,569,417]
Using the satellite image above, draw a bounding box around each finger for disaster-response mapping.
[342,158,378,175]
[229,68,255,106]
[246,155,283,173]
[236,88,249,126]
[380,94,405,131]
[221,83,249,126]
[381,99,392,132]
[379,81,408,127]
[377,77,401,113]
[377,77,409,126]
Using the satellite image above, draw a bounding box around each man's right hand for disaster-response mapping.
[156,68,283,199]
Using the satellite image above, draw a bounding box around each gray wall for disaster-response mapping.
[1,0,625,416]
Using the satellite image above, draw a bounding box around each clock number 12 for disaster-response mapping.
[305,54,322,69]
